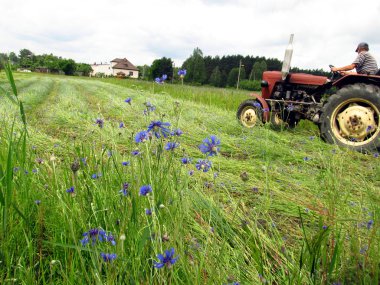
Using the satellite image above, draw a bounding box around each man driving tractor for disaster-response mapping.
[331,42,378,75]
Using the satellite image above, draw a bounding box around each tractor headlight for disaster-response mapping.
[261,80,269,87]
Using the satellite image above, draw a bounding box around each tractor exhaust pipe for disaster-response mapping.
[281,34,294,80]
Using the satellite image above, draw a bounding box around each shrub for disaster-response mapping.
[239,80,261,91]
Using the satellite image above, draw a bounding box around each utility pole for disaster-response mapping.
[237,59,244,90]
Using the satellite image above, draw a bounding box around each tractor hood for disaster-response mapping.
[263,71,328,86]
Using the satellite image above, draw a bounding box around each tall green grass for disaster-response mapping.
[0,71,378,284]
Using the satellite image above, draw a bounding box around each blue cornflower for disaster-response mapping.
[181,157,191,164]
[253,102,261,109]
[139,185,152,196]
[189,170,194,176]
[119,182,129,196]
[32,169,38,173]
[81,158,87,165]
[35,200,41,205]
[322,225,328,230]
[303,157,311,161]
[36,158,44,164]
[124,97,132,104]
[81,228,116,246]
[81,228,107,246]
[374,153,379,158]
[199,135,220,156]
[131,150,140,156]
[95,118,104,128]
[106,234,116,246]
[122,161,130,166]
[367,220,374,230]
[144,102,156,112]
[100,253,117,262]
[360,245,368,254]
[165,142,179,151]
[155,74,167,84]
[119,122,125,128]
[135,130,150,143]
[145,208,152,215]
[91,173,101,179]
[177,69,186,77]
[147,121,171,138]
[153,248,179,269]
[171,128,183,136]
[66,186,75,193]
[119,183,127,194]
[195,159,212,172]
[286,104,294,111]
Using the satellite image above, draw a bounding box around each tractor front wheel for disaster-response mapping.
[319,84,380,151]
[237,99,264,128]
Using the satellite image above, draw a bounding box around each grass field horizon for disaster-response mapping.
[0,72,379,284]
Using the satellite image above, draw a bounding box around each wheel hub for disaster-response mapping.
[241,107,257,127]
[337,105,377,141]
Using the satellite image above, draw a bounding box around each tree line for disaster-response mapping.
[0,49,92,76]
[142,47,330,90]
[1,47,330,89]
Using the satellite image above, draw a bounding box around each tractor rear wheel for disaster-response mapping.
[319,84,380,151]
[237,99,263,128]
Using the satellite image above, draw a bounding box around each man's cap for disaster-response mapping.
[355,42,369,52]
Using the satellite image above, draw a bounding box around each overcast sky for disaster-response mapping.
[1,0,379,71]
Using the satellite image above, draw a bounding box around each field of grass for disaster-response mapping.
[0,72,379,284]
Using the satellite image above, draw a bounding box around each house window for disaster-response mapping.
[129,71,133,76]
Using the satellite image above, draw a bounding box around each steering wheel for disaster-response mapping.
[329,64,339,81]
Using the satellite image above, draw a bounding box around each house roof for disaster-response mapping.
[111,58,139,71]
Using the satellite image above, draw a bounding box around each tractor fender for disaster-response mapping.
[248,93,270,122]
[333,74,380,88]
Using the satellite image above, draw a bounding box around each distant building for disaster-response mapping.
[90,58,139,78]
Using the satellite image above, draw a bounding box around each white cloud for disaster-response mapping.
[1,0,379,71]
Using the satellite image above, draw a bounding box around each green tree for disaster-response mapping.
[150,57,173,80]
[182,47,206,84]
[137,65,150,80]
[209,66,223,87]
[9,52,18,65]
[59,59,76,75]
[76,63,92,76]
[0,53,8,71]
[19,49,34,69]
[227,67,246,87]
[250,60,267,80]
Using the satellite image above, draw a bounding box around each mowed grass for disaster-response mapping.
[0,72,379,284]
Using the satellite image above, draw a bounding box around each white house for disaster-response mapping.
[90,58,139,78]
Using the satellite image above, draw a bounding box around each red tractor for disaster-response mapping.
[237,36,380,151]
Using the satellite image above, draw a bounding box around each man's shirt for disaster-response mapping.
[353,51,378,75]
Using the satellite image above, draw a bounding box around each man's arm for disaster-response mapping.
[331,63,357,72]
